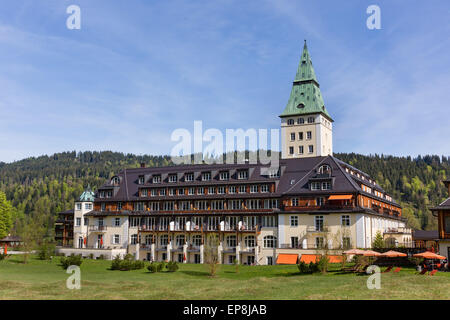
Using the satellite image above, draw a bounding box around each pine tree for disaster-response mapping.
[372,231,385,250]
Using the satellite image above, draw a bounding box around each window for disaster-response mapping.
[318,165,331,175]
[250,185,258,193]
[202,172,211,181]
[130,234,138,245]
[188,187,195,195]
[291,198,298,206]
[341,215,350,226]
[149,202,159,211]
[159,189,166,196]
[297,118,304,124]
[228,186,236,194]
[185,173,194,182]
[287,119,294,125]
[101,203,106,211]
[114,217,121,227]
[244,236,255,247]
[308,145,314,153]
[321,181,331,190]
[85,203,92,210]
[291,237,299,248]
[76,217,81,226]
[211,200,224,210]
[315,216,324,231]
[208,186,215,194]
[268,169,280,178]
[226,235,237,247]
[159,235,168,246]
[290,133,296,141]
[299,146,304,154]
[195,200,208,210]
[246,199,260,209]
[134,202,144,211]
[169,188,176,196]
[237,170,249,180]
[307,116,315,123]
[84,218,88,226]
[178,188,185,195]
[264,199,278,209]
[141,189,148,197]
[306,131,312,140]
[444,216,450,233]
[152,175,161,183]
[289,146,294,155]
[260,185,269,193]
[267,256,274,265]
[238,185,246,193]
[315,237,324,248]
[197,187,205,195]
[316,197,325,206]
[342,237,351,249]
[298,132,303,140]
[168,174,177,183]
[311,182,320,190]
[117,202,122,210]
[290,216,298,227]
[262,216,277,227]
[112,177,120,185]
[264,235,277,248]
[138,176,145,185]
[219,171,229,180]
[112,234,120,245]
[217,186,225,194]
[229,200,242,210]
[192,235,202,247]
[175,235,185,246]
[76,203,82,210]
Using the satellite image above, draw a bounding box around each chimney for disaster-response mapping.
[140,163,146,168]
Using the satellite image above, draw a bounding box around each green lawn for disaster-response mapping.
[0,255,449,299]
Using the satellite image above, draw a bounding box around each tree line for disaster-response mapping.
[0,151,448,241]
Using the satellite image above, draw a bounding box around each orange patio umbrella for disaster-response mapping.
[362,250,382,257]
[413,252,446,260]
[380,250,407,258]
[4,244,7,255]
[343,249,365,255]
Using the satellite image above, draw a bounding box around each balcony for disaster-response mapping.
[139,226,157,232]
[384,227,412,234]
[306,226,329,233]
[89,225,107,232]
[187,245,200,252]
[284,205,355,212]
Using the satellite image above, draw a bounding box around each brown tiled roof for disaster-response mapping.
[93,155,401,208]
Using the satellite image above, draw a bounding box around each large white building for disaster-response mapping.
[56,42,411,264]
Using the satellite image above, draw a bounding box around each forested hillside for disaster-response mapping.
[0,151,449,232]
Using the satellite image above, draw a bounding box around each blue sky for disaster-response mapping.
[0,0,449,163]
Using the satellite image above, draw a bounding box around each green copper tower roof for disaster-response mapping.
[79,185,95,202]
[280,41,333,121]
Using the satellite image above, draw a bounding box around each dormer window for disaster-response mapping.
[318,165,331,175]
[168,174,177,183]
[297,103,305,109]
[237,170,249,180]
[202,172,211,181]
[112,177,120,185]
[219,171,229,181]
[185,173,194,182]
[138,176,145,185]
[152,175,161,183]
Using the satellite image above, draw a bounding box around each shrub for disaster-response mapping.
[147,262,159,273]
[60,254,83,269]
[98,254,105,260]
[297,261,319,274]
[38,243,55,260]
[158,261,166,272]
[0,253,7,261]
[111,254,145,271]
[89,253,94,259]
[166,261,179,272]
[316,255,330,274]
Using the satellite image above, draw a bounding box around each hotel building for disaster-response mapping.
[56,42,411,264]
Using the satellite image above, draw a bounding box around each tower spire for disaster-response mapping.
[280,41,332,120]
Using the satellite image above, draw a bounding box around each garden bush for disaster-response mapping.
[110,254,145,271]
[166,261,179,272]
[38,243,55,260]
[60,254,83,269]
[297,261,319,274]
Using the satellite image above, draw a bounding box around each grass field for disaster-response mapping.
[0,255,449,299]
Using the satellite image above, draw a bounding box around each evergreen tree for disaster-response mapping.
[372,231,385,249]
[0,191,13,239]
